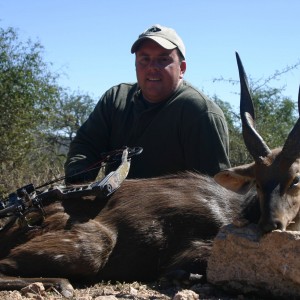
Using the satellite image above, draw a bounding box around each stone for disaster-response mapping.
[207,223,300,299]
[172,289,199,300]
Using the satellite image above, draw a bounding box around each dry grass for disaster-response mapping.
[0,280,258,300]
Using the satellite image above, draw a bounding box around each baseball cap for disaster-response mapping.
[131,24,186,59]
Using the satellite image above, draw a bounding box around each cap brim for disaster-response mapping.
[131,36,177,53]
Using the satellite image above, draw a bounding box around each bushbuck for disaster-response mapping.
[0,53,299,297]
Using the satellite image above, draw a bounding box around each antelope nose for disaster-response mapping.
[259,219,284,233]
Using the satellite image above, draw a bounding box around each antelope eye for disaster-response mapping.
[291,176,300,187]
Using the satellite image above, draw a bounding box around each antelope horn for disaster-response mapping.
[281,85,300,161]
[236,52,271,161]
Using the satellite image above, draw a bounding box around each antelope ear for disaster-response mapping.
[214,163,256,194]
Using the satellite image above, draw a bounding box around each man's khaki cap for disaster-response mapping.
[131,24,186,59]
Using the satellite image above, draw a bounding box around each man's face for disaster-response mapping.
[135,39,186,103]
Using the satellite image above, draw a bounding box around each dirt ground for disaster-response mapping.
[0,280,261,300]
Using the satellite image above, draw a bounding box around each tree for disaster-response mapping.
[251,87,297,149]
[0,26,60,165]
[35,90,95,163]
[49,90,95,143]
[213,74,299,166]
[0,26,96,195]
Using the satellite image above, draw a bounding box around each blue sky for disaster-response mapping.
[1,0,299,109]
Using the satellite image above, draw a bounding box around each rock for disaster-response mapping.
[207,224,300,299]
[95,296,118,300]
[129,286,138,295]
[172,289,199,300]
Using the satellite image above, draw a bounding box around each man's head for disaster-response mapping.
[131,25,186,103]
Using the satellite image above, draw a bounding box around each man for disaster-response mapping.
[64,24,230,184]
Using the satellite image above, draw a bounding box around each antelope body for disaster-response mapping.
[0,53,300,297]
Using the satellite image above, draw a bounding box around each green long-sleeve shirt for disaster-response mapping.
[65,80,230,183]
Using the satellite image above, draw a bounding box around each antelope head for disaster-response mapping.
[215,52,300,233]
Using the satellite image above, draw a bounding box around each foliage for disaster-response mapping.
[0,26,95,196]
[251,87,297,148]
[48,90,95,143]
[0,27,60,165]
[214,85,298,166]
